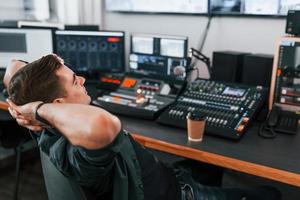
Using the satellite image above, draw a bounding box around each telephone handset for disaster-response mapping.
[259,106,299,138]
[266,106,281,127]
[259,106,282,138]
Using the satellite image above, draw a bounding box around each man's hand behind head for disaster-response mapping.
[7,98,44,132]
[3,59,27,88]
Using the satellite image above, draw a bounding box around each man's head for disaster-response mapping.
[8,54,91,105]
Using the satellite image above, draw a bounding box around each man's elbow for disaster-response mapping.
[89,114,121,148]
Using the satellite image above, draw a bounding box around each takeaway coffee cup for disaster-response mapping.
[186,112,206,142]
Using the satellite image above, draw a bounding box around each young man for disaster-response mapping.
[6,55,280,200]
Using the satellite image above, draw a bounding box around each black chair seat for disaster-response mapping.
[0,109,31,200]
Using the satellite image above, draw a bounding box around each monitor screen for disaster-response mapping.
[0,33,27,53]
[0,28,53,69]
[54,30,125,78]
[210,0,242,14]
[244,0,279,15]
[129,34,188,80]
[270,37,300,111]
[106,0,208,14]
[210,0,300,16]
[279,0,300,15]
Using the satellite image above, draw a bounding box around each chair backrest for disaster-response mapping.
[40,151,87,200]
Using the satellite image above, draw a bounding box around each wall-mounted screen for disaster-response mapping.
[106,0,208,14]
[244,0,279,15]
[210,0,242,14]
[210,0,300,16]
[279,0,300,15]
[106,0,299,16]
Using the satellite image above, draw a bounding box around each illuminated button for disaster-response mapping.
[236,125,245,133]
[122,78,137,88]
[281,89,287,94]
[242,117,249,123]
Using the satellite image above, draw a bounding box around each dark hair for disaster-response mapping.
[8,54,66,105]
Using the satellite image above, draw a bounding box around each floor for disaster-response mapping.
[0,151,47,200]
[0,149,299,200]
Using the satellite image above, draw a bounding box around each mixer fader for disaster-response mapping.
[157,79,267,139]
[93,74,185,119]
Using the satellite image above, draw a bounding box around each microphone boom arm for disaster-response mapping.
[190,47,212,78]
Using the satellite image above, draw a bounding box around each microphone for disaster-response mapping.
[173,65,186,76]
[173,65,196,78]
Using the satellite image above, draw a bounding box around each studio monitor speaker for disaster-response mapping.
[211,51,249,83]
[242,54,273,88]
[286,10,300,36]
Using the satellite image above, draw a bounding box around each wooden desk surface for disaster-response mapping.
[1,95,299,187]
[0,100,8,110]
[119,116,300,187]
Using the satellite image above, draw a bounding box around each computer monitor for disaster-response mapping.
[279,0,300,15]
[106,0,208,14]
[210,0,300,16]
[129,33,188,80]
[244,0,279,15]
[210,0,243,15]
[0,28,53,69]
[53,30,125,79]
[269,36,300,112]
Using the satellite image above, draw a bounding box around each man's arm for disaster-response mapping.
[7,100,121,149]
[3,60,27,88]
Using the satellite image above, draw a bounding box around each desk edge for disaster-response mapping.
[132,133,300,187]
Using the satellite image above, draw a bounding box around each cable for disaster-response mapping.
[189,13,213,79]
[198,15,212,52]
[258,122,277,139]
[194,66,199,79]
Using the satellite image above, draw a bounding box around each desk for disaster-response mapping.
[1,95,300,187]
[0,100,8,110]
[119,116,300,187]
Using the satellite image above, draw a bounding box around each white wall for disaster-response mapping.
[0,0,25,20]
[103,12,286,64]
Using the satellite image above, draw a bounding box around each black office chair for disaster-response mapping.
[0,109,31,200]
[40,150,88,200]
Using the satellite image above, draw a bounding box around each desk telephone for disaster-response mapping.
[259,106,299,138]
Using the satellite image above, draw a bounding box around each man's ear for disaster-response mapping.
[53,98,65,104]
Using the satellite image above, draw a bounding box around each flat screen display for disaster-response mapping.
[210,0,242,14]
[129,34,188,80]
[106,0,208,14]
[210,0,300,16]
[244,0,279,15]
[54,30,125,78]
[0,33,27,53]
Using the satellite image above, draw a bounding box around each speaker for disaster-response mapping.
[211,51,249,83]
[286,10,300,36]
[242,54,273,88]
